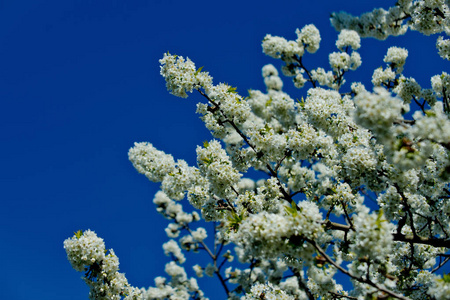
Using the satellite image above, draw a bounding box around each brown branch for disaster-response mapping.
[393,233,450,248]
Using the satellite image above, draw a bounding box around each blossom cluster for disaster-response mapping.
[64,230,142,300]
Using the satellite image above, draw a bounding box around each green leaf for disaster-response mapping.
[425,110,436,117]
[375,209,386,228]
[202,158,213,166]
[284,200,298,217]
[227,211,245,232]
[442,273,450,283]
[195,66,204,76]
[296,97,305,108]
[203,140,209,148]
[227,86,237,93]
[74,230,83,239]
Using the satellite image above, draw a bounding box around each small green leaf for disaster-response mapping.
[227,211,245,232]
[74,230,83,239]
[227,86,237,93]
[202,158,213,166]
[203,140,209,148]
[284,200,298,217]
[425,110,436,117]
[195,66,204,76]
[375,209,387,228]
[296,97,305,108]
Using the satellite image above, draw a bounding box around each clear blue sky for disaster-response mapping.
[0,1,447,299]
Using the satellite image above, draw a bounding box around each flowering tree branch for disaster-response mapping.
[65,1,450,299]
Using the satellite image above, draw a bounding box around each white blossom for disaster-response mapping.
[296,24,321,53]
[336,29,361,51]
[384,46,408,73]
[437,36,450,60]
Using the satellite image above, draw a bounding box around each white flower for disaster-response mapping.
[353,87,403,137]
[384,46,408,73]
[296,24,321,53]
[163,240,186,264]
[329,52,351,71]
[242,282,295,300]
[196,140,242,198]
[336,29,361,51]
[349,207,394,262]
[159,53,212,98]
[393,76,421,103]
[193,264,204,278]
[64,230,106,272]
[437,36,450,61]
[128,142,176,182]
[191,227,207,242]
[372,67,396,86]
[427,274,450,299]
[262,34,304,59]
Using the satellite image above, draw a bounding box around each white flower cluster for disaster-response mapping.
[159,53,212,98]
[196,140,241,199]
[329,29,362,75]
[349,208,395,262]
[372,66,396,87]
[427,275,450,300]
[335,29,361,51]
[304,87,354,136]
[128,142,176,182]
[64,230,142,300]
[163,240,186,264]
[307,266,342,298]
[328,51,361,72]
[141,262,207,299]
[437,36,450,60]
[262,64,283,91]
[393,75,422,103]
[431,71,450,97]
[262,34,304,60]
[64,230,105,272]
[331,1,450,63]
[153,190,198,224]
[410,0,450,36]
[330,7,409,40]
[241,282,295,300]
[411,102,450,145]
[229,201,323,261]
[353,87,404,137]
[204,83,251,126]
[310,67,335,88]
[296,24,321,53]
[384,46,408,73]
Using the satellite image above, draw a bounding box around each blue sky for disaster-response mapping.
[0,1,448,299]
